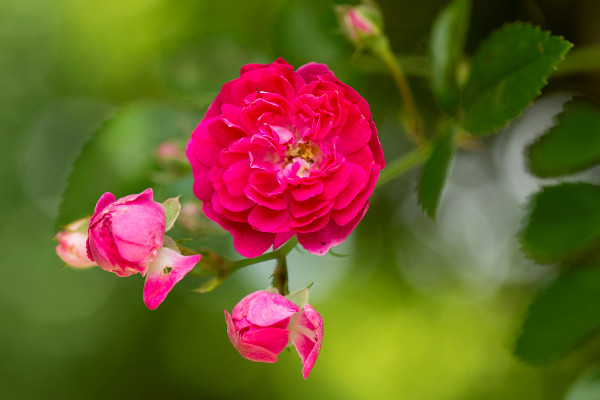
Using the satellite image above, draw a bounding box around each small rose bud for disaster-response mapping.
[86,188,166,277]
[55,217,96,268]
[336,4,383,48]
[225,290,323,378]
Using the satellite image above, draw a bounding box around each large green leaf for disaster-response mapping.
[461,23,572,135]
[521,183,600,263]
[57,102,201,226]
[430,0,471,114]
[527,99,600,178]
[514,266,600,364]
[417,127,456,219]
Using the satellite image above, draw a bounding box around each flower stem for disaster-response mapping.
[230,237,298,272]
[376,143,431,189]
[373,37,424,146]
[271,257,289,295]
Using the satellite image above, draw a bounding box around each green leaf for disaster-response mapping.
[527,99,600,177]
[521,183,600,263]
[286,287,310,308]
[514,266,600,364]
[57,102,201,227]
[418,127,456,219]
[192,275,226,294]
[430,0,471,113]
[163,196,182,232]
[461,23,572,135]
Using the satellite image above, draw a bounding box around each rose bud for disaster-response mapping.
[87,188,166,277]
[55,217,96,268]
[187,58,385,258]
[225,290,323,378]
[335,4,383,48]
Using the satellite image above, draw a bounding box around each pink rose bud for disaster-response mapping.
[187,58,385,258]
[225,290,323,378]
[143,247,201,310]
[336,5,383,47]
[155,141,188,167]
[86,188,166,277]
[55,217,96,268]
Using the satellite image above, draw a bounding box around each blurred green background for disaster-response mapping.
[3,0,600,399]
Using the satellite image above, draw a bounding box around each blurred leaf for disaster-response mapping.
[461,23,572,135]
[514,266,600,364]
[564,366,600,400]
[418,127,456,219]
[192,275,225,294]
[521,183,600,263]
[430,0,471,113]
[527,99,600,177]
[57,102,201,227]
[163,196,182,232]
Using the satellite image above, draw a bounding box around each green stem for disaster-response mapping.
[552,45,600,77]
[373,37,424,145]
[271,257,289,295]
[376,143,431,189]
[230,237,298,272]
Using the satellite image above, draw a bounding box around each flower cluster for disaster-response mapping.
[186,58,385,258]
[54,58,382,379]
[56,189,201,310]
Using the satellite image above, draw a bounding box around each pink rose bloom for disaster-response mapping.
[225,290,323,378]
[87,188,166,277]
[187,58,385,257]
[55,217,96,268]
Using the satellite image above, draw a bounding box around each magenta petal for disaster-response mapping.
[290,304,323,379]
[222,161,252,198]
[273,232,295,250]
[331,165,380,226]
[291,181,324,201]
[225,311,278,363]
[248,206,289,232]
[93,192,116,215]
[143,248,201,310]
[297,62,334,83]
[241,327,290,355]
[297,202,368,255]
[332,164,366,210]
[243,291,298,326]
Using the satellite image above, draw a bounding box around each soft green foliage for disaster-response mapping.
[564,367,600,400]
[515,266,600,364]
[520,183,600,263]
[417,127,456,219]
[57,103,201,226]
[429,0,471,113]
[527,99,600,177]
[461,23,572,134]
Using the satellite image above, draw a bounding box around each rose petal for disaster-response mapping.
[297,202,368,255]
[290,304,323,379]
[143,248,201,310]
[225,310,278,363]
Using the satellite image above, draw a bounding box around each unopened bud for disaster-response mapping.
[55,217,96,268]
[336,4,383,49]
